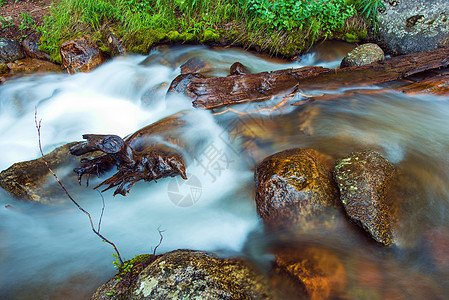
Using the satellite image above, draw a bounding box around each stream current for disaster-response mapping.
[1,44,449,299]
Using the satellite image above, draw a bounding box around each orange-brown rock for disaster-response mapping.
[0,142,84,203]
[180,57,210,74]
[255,148,339,231]
[273,247,347,300]
[229,62,250,75]
[334,150,398,246]
[60,37,104,74]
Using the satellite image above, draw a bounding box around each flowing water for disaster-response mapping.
[0,43,449,299]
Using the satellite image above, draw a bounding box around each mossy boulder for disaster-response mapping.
[255,148,339,231]
[0,142,87,204]
[334,150,399,246]
[92,249,276,299]
[340,43,384,68]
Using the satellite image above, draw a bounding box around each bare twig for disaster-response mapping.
[35,108,124,266]
[97,190,105,232]
[153,226,165,255]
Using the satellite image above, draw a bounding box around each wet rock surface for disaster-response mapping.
[60,37,104,73]
[374,0,449,55]
[255,148,339,231]
[22,33,51,60]
[273,247,347,300]
[0,38,25,63]
[93,250,276,300]
[334,150,398,246]
[0,142,84,203]
[229,62,250,75]
[180,57,210,74]
[340,43,384,68]
[167,72,206,97]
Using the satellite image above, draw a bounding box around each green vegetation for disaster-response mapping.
[37,0,373,61]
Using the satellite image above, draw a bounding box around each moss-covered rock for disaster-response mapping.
[92,249,276,299]
[334,150,399,246]
[202,29,220,43]
[255,148,339,231]
[340,43,384,68]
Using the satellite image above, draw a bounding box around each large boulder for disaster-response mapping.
[0,38,25,63]
[255,148,339,231]
[373,0,449,55]
[0,142,85,204]
[92,250,276,299]
[60,37,104,73]
[340,43,385,68]
[334,150,399,246]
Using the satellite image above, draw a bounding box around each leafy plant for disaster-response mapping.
[357,0,385,25]
[19,12,35,31]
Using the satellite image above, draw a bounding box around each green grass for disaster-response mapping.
[37,0,371,61]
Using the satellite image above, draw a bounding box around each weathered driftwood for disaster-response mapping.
[70,112,188,196]
[188,47,449,109]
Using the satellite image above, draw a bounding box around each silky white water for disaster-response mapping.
[0,45,448,298]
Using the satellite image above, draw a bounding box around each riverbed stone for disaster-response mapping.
[93,249,276,299]
[229,62,250,75]
[0,38,25,63]
[60,37,104,73]
[340,43,384,68]
[0,142,84,204]
[180,57,211,74]
[334,150,398,246]
[22,33,51,61]
[255,148,339,231]
[373,0,449,55]
[166,72,205,98]
[273,247,347,300]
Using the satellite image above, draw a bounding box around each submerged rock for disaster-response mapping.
[273,247,347,300]
[334,150,398,246]
[92,250,276,299]
[0,38,25,63]
[166,72,205,97]
[373,0,449,55]
[255,148,339,231]
[0,142,84,203]
[229,62,250,75]
[340,43,384,68]
[60,37,104,73]
[180,57,211,74]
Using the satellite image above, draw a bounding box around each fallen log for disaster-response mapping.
[188,47,449,109]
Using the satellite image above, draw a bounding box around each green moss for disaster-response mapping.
[0,63,9,74]
[179,32,196,42]
[202,29,220,42]
[166,30,181,41]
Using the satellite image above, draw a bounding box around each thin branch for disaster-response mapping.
[35,108,124,266]
[153,226,165,255]
[97,190,105,232]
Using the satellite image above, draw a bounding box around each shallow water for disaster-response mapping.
[1,44,448,299]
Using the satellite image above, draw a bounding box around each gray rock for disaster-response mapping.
[0,38,26,63]
[374,0,449,54]
[340,43,385,68]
